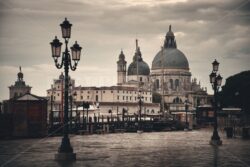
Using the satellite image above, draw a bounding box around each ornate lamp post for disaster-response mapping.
[50,18,82,160]
[209,59,223,146]
[137,89,144,133]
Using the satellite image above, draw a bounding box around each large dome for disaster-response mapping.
[151,25,189,70]
[152,48,189,70]
[128,61,150,75]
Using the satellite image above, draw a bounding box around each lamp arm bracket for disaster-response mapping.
[53,55,64,69]
[68,53,78,71]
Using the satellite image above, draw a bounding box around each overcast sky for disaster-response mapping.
[0,0,249,100]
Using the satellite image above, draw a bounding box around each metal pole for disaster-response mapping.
[58,39,73,153]
[70,95,73,132]
[211,81,220,140]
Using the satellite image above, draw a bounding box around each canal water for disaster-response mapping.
[0,129,250,167]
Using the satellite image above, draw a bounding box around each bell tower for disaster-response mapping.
[117,50,127,85]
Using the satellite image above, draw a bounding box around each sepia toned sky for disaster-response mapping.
[0,0,250,100]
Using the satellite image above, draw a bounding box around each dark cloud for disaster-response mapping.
[0,0,250,100]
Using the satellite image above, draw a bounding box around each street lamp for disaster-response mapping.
[137,89,144,133]
[209,59,223,146]
[51,18,82,160]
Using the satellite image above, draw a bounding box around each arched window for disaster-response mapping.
[156,79,159,89]
[175,79,179,90]
[173,97,182,103]
[151,109,155,114]
[170,79,173,89]
[96,95,99,102]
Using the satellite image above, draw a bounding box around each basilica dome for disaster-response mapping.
[151,25,189,70]
[128,41,150,76]
[152,48,189,70]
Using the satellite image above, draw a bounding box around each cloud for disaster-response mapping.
[0,0,250,99]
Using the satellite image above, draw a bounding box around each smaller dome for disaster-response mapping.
[128,61,150,75]
[127,42,150,76]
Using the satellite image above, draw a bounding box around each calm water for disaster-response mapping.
[0,129,250,167]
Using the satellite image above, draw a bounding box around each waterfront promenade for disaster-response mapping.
[0,129,250,167]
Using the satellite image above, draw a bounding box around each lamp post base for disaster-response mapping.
[55,153,76,161]
[210,139,222,146]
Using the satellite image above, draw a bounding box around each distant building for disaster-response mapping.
[1,68,47,138]
[47,74,160,120]
[9,66,31,99]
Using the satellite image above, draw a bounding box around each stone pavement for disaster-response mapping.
[0,129,250,167]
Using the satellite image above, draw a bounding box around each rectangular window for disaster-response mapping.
[87,96,89,99]
[103,91,105,93]
[81,96,83,100]
[123,96,125,100]
[88,91,90,94]
[111,91,113,93]
[117,96,119,100]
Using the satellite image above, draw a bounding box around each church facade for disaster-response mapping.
[117,25,209,120]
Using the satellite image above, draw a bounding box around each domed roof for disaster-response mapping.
[128,60,150,75]
[151,25,189,70]
[152,48,189,70]
[127,40,150,76]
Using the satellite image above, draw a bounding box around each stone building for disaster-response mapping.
[117,25,209,121]
[2,68,47,137]
[47,74,160,121]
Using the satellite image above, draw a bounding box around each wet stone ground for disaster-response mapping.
[0,129,250,167]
